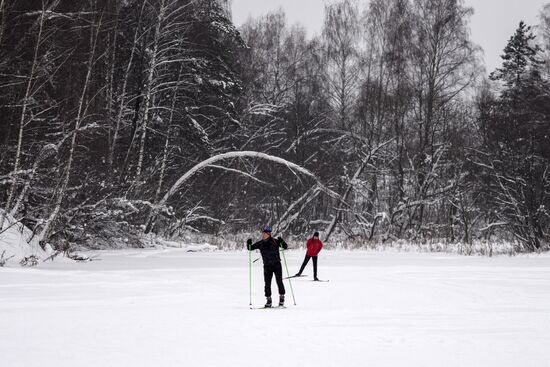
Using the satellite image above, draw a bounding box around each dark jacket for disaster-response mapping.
[248,236,288,266]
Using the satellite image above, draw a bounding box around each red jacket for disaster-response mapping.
[306,238,323,256]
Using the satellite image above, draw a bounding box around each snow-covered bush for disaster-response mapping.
[0,250,14,267]
[0,210,50,265]
[19,255,39,267]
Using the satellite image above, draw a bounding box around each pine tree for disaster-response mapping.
[489,21,543,89]
[476,21,550,251]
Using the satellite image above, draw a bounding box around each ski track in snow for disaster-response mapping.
[1,250,549,367]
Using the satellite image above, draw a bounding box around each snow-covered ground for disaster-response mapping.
[0,211,50,264]
[1,249,549,367]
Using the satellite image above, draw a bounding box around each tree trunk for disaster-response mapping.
[37,14,100,245]
[0,0,7,46]
[1,2,47,228]
[135,0,166,183]
[109,0,146,168]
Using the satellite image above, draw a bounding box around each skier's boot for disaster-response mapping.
[294,273,301,277]
[264,296,272,308]
[279,294,285,307]
[314,277,320,281]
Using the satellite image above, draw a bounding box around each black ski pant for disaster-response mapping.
[264,262,285,297]
[298,255,318,278]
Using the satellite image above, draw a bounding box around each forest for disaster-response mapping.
[1,0,549,252]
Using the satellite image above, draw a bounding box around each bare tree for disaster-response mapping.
[1,0,53,229]
[401,0,480,238]
[322,0,360,131]
[108,0,147,169]
[37,9,102,244]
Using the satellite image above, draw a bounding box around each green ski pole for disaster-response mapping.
[281,246,296,306]
[247,239,252,308]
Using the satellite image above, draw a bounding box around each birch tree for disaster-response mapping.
[402,0,479,238]
[322,0,360,130]
[1,0,53,229]
[37,9,102,244]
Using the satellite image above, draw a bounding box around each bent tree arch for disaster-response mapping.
[145,151,338,233]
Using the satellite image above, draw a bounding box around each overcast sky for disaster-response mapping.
[231,0,548,74]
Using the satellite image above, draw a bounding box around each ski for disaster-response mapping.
[251,306,287,310]
[284,274,308,279]
[313,279,330,282]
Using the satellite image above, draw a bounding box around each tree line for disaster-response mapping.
[1,0,549,252]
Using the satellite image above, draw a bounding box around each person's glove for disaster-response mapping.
[246,238,252,250]
[277,237,287,249]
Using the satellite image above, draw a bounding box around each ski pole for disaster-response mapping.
[248,243,252,308]
[281,247,296,305]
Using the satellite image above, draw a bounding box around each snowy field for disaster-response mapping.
[1,249,549,367]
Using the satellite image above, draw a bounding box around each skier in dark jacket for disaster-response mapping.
[247,226,288,307]
[295,231,323,281]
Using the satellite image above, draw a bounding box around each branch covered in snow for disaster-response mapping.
[159,151,339,208]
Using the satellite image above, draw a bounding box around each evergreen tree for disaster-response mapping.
[489,21,543,89]
[476,21,550,251]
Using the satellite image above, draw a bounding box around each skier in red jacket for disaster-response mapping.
[295,231,323,281]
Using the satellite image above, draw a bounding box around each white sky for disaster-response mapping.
[231,0,549,74]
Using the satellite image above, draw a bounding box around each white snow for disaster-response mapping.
[1,249,549,367]
[0,211,50,264]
